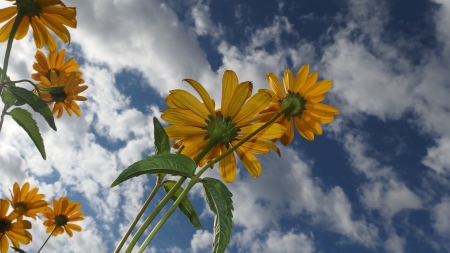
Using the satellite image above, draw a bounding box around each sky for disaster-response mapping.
[0,0,449,252]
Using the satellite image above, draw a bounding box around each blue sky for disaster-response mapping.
[0,0,449,252]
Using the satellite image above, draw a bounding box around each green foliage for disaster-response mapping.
[153,117,170,155]
[8,86,57,131]
[1,69,16,108]
[162,180,202,228]
[202,177,234,253]
[9,108,46,159]
[111,153,196,187]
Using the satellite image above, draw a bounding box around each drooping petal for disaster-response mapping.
[279,118,294,146]
[218,145,236,183]
[235,147,261,178]
[294,117,314,141]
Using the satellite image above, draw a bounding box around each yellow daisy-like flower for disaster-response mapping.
[37,69,88,118]
[162,70,285,183]
[260,64,340,144]
[0,0,76,51]
[0,199,32,253]
[32,48,83,84]
[42,197,84,237]
[8,182,48,220]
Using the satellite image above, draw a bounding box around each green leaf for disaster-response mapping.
[163,180,202,228]
[202,177,234,253]
[153,117,170,155]
[9,108,46,159]
[1,68,16,107]
[111,153,196,187]
[8,86,57,131]
[39,86,65,93]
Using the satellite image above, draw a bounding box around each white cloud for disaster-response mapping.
[432,197,450,235]
[190,230,213,253]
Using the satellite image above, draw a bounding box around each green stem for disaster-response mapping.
[123,139,218,253]
[136,109,288,252]
[0,104,8,132]
[123,177,186,253]
[37,226,57,253]
[1,12,24,86]
[113,175,164,253]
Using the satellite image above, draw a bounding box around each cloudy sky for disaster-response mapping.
[1,0,449,252]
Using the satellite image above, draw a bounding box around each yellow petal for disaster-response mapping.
[265,73,285,98]
[183,79,216,116]
[0,17,15,42]
[239,123,285,139]
[234,92,271,126]
[305,103,339,115]
[221,70,238,117]
[294,118,314,141]
[301,114,322,135]
[298,71,317,95]
[219,145,236,183]
[235,147,261,178]
[170,90,210,119]
[14,16,29,40]
[0,7,17,23]
[302,110,334,124]
[161,108,207,127]
[280,118,294,146]
[258,88,279,103]
[227,81,252,119]
[283,69,293,93]
[293,64,309,93]
[304,80,333,97]
[164,125,206,140]
[307,95,325,103]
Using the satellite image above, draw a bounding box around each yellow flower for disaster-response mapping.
[0,0,76,51]
[260,64,340,144]
[0,199,32,253]
[37,69,88,118]
[8,182,48,220]
[162,70,285,183]
[42,197,84,237]
[32,48,84,84]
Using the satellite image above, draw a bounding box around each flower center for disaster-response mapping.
[204,114,239,144]
[16,0,43,17]
[0,219,10,233]
[54,214,68,227]
[14,203,28,215]
[49,90,67,102]
[280,91,306,120]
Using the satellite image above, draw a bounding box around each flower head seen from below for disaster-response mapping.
[259,64,340,145]
[8,182,48,220]
[37,69,87,118]
[0,199,32,253]
[42,197,84,237]
[0,0,76,51]
[162,70,285,183]
[32,48,84,84]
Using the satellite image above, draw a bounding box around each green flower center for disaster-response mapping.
[50,90,67,102]
[16,0,43,17]
[0,219,10,233]
[280,91,306,120]
[14,203,28,215]
[54,214,68,227]
[204,114,239,144]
